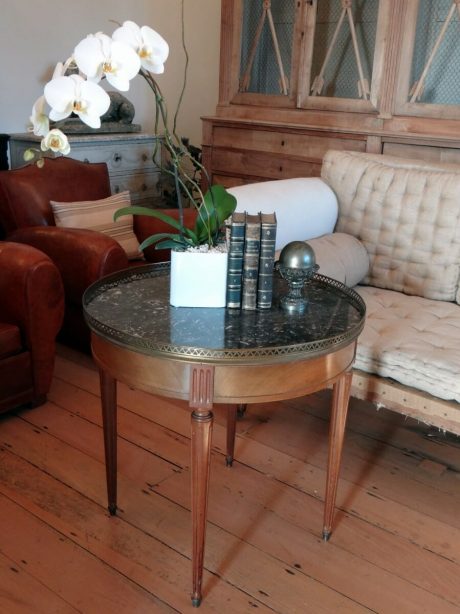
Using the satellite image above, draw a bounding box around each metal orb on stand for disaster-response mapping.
[275,241,319,313]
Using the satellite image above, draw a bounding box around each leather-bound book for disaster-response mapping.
[241,213,261,310]
[226,211,246,308]
[257,212,277,309]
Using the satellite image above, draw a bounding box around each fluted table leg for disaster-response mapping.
[323,369,353,541]
[99,368,117,516]
[226,405,238,466]
[189,365,215,607]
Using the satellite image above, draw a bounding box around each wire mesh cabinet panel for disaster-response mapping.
[233,0,305,107]
[310,1,378,100]
[395,0,460,119]
[239,0,296,95]
[233,0,390,113]
[299,0,390,113]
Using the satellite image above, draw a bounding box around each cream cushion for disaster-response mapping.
[229,177,338,250]
[305,233,369,287]
[355,286,460,402]
[274,232,369,287]
[322,151,460,301]
[51,191,142,260]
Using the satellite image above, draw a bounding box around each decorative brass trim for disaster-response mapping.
[83,263,366,365]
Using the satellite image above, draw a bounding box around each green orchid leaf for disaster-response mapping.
[209,185,237,224]
[139,232,180,248]
[194,185,237,245]
[114,205,195,239]
[115,186,235,249]
[153,239,191,250]
[139,232,191,251]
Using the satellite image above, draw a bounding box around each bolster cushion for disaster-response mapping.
[306,233,370,287]
[229,177,338,250]
[274,232,370,287]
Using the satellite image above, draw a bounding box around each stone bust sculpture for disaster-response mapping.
[101,91,136,124]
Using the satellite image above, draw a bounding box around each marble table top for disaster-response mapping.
[83,263,366,364]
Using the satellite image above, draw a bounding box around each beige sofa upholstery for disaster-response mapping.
[316,150,460,435]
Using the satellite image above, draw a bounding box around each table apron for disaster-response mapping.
[91,334,356,404]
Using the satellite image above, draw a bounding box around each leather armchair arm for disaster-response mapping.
[0,242,64,397]
[134,208,198,262]
[8,226,129,304]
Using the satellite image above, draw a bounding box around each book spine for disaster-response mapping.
[226,213,246,308]
[257,213,277,309]
[241,213,261,310]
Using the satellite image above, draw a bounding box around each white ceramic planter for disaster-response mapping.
[170,250,228,307]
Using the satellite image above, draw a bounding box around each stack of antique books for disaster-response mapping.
[226,211,277,309]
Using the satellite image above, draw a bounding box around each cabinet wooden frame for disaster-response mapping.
[221,0,392,115]
[394,0,460,121]
[298,0,391,115]
[221,0,307,108]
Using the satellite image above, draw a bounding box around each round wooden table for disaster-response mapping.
[83,263,365,607]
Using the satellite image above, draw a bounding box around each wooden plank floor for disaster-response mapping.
[0,345,459,613]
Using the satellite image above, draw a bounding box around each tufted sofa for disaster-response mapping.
[313,150,460,436]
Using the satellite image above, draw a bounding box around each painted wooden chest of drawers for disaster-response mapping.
[9,132,160,207]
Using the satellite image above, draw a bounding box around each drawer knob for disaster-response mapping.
[141,183,147,191]
[142,153,148,162]
[113,152,122,162]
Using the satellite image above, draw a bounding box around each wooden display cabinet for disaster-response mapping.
[203,0,460,188]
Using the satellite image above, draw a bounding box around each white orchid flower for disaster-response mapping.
[73,32,141,91]
[29,96,49,136]
[40,129,71,155]
[112,20,169,74]
[44,74,110,129]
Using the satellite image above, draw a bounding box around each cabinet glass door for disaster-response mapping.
[238,0,298,98]
[310,0,378,100]
[395,0,460,119]
[299,0,387,113]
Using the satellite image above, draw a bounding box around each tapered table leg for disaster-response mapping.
[189,365,215,607]
[226,405,238,466]
[99,368,117,516]
[323,369,353,541]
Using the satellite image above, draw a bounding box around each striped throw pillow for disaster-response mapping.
[50,191,143,260]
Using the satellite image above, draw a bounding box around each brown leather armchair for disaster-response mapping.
[0,157,198,350]
[0,242,64,413]
[0,158,130,350]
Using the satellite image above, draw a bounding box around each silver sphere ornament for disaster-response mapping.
[278,241,317,269]
[276,241,319,314]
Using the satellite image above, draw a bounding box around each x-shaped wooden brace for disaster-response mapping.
[310,0,370,100]
[410,0,460,102]
[240,0,289,95]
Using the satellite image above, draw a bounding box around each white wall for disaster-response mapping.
[0,0,221,146]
